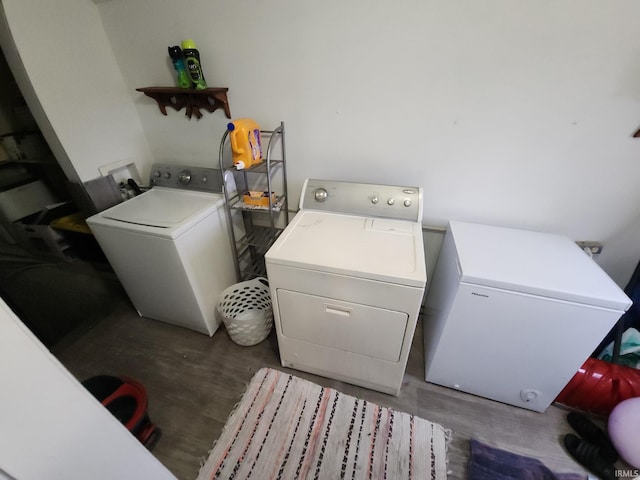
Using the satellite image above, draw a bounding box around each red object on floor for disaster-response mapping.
[555,357,640,416]
[82,375,159,447]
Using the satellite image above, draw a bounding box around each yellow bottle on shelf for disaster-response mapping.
[227,118,262,170]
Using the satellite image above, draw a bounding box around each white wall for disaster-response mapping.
[97,0,640,234]
[3,1,640,284]
[0,0,153,182]
[596,216,640,287]
[0,298,176,480]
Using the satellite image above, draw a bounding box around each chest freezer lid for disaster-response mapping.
[449,221,631,311]
[265,210,426,287]
[100,187,223,228]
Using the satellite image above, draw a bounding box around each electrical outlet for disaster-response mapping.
[576,241,603,255]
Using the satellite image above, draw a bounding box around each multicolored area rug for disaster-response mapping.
[197,368,450,480]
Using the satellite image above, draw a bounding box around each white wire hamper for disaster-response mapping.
[216,277,273,346]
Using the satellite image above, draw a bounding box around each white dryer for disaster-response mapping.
[265,179,426,396]
[87,164,236,336]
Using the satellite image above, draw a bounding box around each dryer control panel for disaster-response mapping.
[300,179,423,222]
[149,163,223,193]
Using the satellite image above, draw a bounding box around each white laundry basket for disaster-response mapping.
[216,277,273,346]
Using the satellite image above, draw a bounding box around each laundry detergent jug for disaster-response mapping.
[227,118,262,170]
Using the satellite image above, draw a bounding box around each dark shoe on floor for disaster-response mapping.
[567,411,618,463]
[564,433,616,480]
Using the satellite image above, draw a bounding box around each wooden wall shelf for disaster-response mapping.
[136,87,231,119]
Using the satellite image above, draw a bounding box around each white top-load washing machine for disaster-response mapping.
[265,179,426,396]
[87,164,236,336]
[424,221,631,412]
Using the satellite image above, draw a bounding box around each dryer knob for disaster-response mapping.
[178,170,192,185]
[387,198,395,206]
[153,170,161,178]
[314,188,328,202]
[164,172,171,179]
[403,198,412,207]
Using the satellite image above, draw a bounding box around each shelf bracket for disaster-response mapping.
[136,87,231,119]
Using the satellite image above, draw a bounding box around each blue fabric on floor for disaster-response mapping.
[468,439,587,480]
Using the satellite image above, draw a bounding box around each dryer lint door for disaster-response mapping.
[277,289,409,362]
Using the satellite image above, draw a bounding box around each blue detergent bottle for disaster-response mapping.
[168,46,191,89]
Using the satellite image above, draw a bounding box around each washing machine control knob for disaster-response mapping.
[370,195,379,204]
[153,170,161,177]
[164,172,171,179]
[178,170,192,185]
[403,198,412,207]
[387,198,395,206]
[314,188,328,202]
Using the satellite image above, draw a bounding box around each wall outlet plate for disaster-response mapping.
[98,160,142,186]
[576,241,604,255]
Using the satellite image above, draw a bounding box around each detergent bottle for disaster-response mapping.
[168,46,191,89]
[227,119,262,169]
[181,39,207,90]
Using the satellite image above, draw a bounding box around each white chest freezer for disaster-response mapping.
[423,221,631,412]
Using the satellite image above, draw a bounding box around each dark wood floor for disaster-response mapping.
[53,290,592,480]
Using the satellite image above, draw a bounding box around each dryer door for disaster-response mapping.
[277,289,408,362]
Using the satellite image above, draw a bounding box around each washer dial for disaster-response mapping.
[314,188,328,202]
[178,170,192,185]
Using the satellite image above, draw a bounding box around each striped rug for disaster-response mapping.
[197,368,450,480]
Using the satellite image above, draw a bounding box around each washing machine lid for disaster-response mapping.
[101,187,224,229]
[265,210,426,287]
[449,221,631,311]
